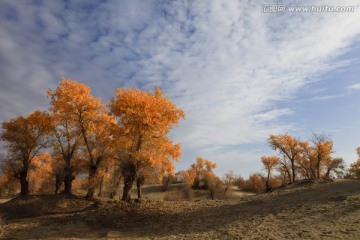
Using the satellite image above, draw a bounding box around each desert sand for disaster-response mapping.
[0,179,359,239]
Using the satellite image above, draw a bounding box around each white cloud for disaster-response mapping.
[311,94,345,101]
[136,1,360,149]
[348,83,360,90]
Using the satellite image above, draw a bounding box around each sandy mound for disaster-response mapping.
[0,179,359,239]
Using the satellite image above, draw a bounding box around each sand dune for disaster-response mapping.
[0,179,359,239]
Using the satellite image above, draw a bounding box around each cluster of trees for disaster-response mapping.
[162,158,239,200]
[1,79,360,199]
[178,157,223,199]
[173,134,360,195]
[0,78,185,200]
[240,133,347,192]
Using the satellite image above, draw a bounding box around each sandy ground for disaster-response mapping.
[0,179,359,239]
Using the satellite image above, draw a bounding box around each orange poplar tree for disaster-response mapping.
[48,103,82,194]
[109,87,185,201]
[85,113,117,198]
[310,133,333,179]
[267,133,342,181]
[260,156,281,192]
[268,134,303,183]
[0,111,52,195]
[48,78,115,198]
[186,157,217,189]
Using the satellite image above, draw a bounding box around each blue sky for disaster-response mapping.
[0,0,360,178]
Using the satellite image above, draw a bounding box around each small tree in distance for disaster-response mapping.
[260,156,281,192]
[222,170,236,195]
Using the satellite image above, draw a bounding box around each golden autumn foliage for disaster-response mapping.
[48,78,105,121]
[82,113,117,198]
[48,78,116,198]
[264,133,342,185]
[309,133,334,179]
[49,110,81,194]
[28,152,53,194]
[268,133,303,183]
[178,170,196,188]
[260,156,281,191]
[237,173,265,193]
[1,110,52,195]
[109,87,185,201]
[181,157,218,190]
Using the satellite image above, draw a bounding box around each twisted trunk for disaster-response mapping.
[121,174,135,201]
[63,164,75,194]
[86,165,97,199]
[121,162,136,201]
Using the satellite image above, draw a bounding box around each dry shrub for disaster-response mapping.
[269,175,283,189]
[206,174,224,200]
[237,174,265,193]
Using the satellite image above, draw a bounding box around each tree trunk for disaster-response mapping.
[86,165,97,199]
[265,171,271,192]
[136,182,141,199]
[287,170,292,184]
[110,172,122,199]
[309,158,316,180]
[55,173,63,194]
[281,162,292,184]
[265,181,271,192]
[64,166,75,194]
[19,160,29,196]
[121,174,135,201]
[291,160,296,183]
[121,161,136,201]
[98,176,104,197]
[19,173,29,196]
[136,176,145,199]
[316,160,321,179]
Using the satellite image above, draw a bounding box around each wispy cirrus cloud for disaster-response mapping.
[347,83,360,90]
[1,0,360,175]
